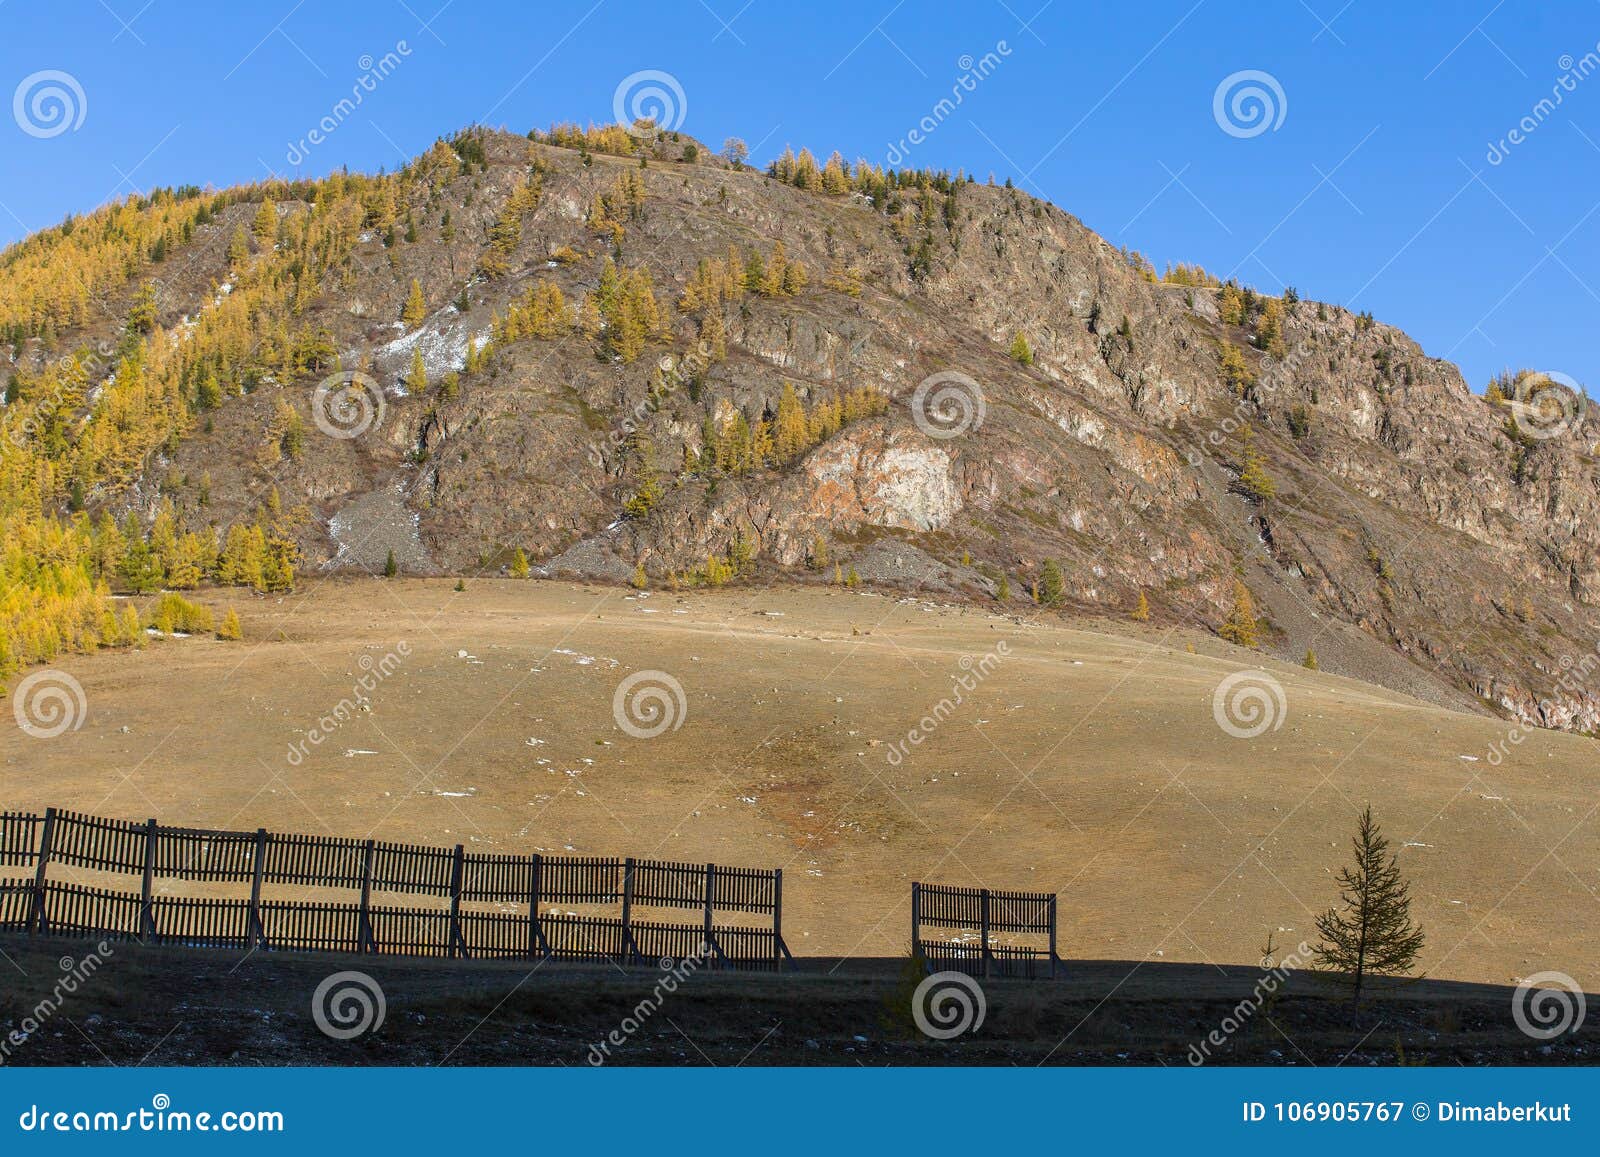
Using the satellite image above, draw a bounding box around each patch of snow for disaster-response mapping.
[374,313,488,389]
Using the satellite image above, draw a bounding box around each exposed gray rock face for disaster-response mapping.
[113,128,1597,734]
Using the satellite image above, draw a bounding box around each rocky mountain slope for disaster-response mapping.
[6,124,1597,734]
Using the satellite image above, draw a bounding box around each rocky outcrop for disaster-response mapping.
[76,126,1596,735]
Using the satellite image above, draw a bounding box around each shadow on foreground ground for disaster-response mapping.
[0,937,1592,1066]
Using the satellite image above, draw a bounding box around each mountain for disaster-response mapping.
[3,123,1596,734]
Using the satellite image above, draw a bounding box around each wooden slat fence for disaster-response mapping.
[151,825,259,883]
[148,894,253,949]
[0,812,41,868]
[1,879,39,928]
[263,833,368,889]
[912,881,1059,979]
[0,806,791,970]
[48,810,148,875]
[259,898,363,955]
[919,938,1049,980]
[32,881,144,940]
[539,856,622,904]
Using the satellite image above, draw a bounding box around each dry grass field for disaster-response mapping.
[3,577,1596,1003]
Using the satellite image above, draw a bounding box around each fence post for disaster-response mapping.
[620,856,636,966]
[248,828,268,949]
[910,881,921,964]
[527,853,550,960]
[772,868,783,971]
[1048,893,1058,979]
[980,887,991,980]
[448,844,465,959]
[357,839,376,954]
[30,807,55,936]
[139,818,157,941]
[702,862,717,965]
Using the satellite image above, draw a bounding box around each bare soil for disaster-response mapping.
[0,939,1591,1067]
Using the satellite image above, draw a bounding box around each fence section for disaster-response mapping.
[912,881,1059,979]
[0,807,791,970]
[0,812,41,868]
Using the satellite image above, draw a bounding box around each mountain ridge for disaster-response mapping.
[2,122,1596,736]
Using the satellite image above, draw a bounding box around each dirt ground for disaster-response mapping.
[0,938,1591,1067]
[2,578,1597,1005]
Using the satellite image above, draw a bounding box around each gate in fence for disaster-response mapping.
[0,808,792,970]
[911,881,1058,979]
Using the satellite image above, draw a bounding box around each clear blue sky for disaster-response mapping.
[4,0,1598,390]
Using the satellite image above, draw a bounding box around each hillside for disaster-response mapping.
[5,579,1597,997]
[2,122,1597,734]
